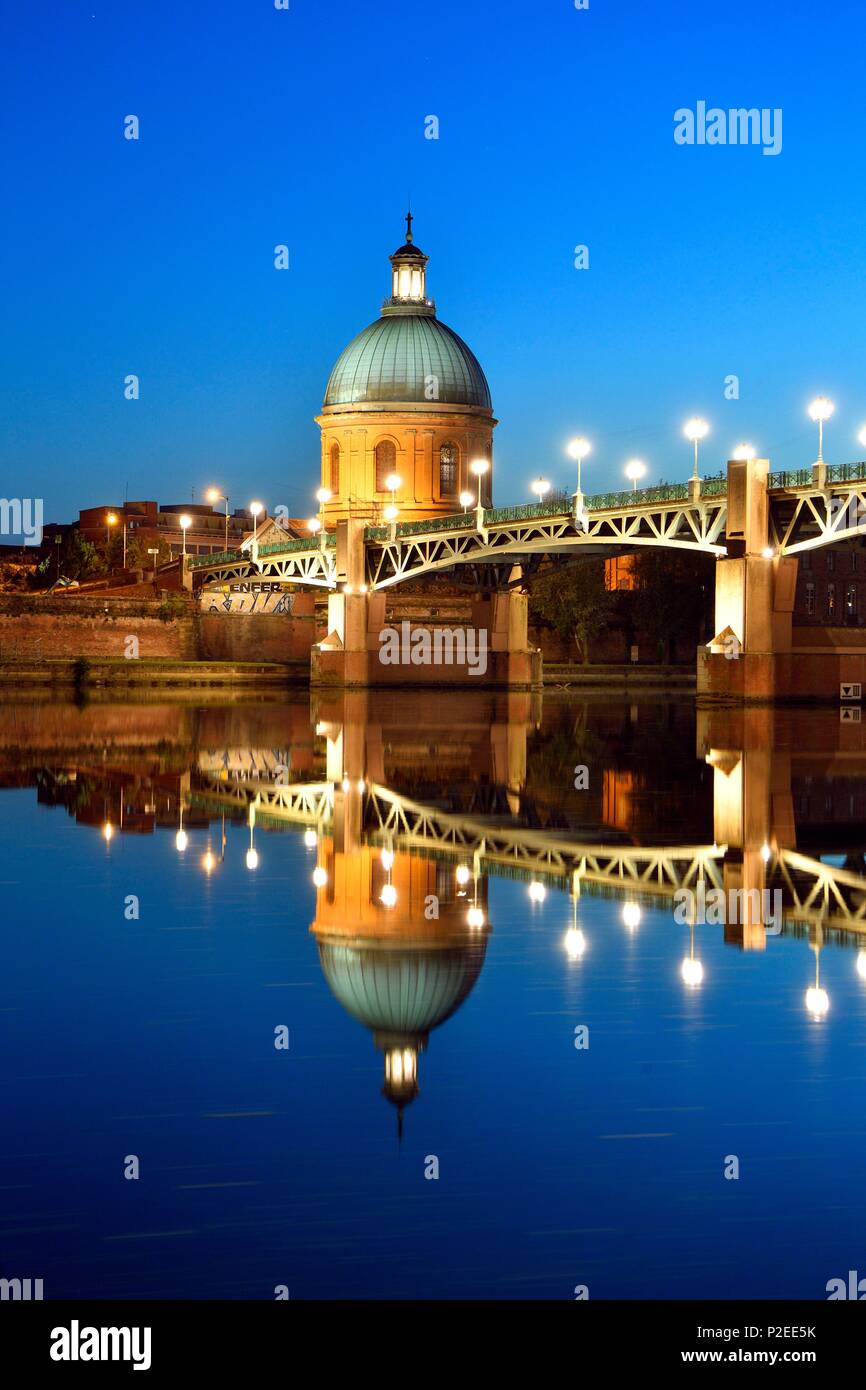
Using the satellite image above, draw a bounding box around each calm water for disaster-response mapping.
[2,690,866,1300]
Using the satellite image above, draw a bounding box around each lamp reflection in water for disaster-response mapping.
[175,800,187,853]
[681,923,704,989]
[622,902,641,932]
[857,950,866,983]
[528,880,546,904]
[563,871,586,961]
[245,803,259,871]
[805,936,830,1019]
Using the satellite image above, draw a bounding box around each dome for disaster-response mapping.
[317,939,487,1036]
[323,315,492,411]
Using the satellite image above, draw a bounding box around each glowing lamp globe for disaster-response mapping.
[808,397,834,423]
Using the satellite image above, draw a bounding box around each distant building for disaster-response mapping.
[77,501,258,559]
[794,539,864,627]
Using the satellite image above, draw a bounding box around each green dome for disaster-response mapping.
[323,315,492,411]
[317,940,487,1036]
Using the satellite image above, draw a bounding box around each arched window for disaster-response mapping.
[439,442,458,497]
[375,439,397,491]
[329,442,340,494]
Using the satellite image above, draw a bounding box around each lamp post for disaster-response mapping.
[624,459,646,492]
[106,511,117,547]
[384,472,402,517]
[146,545,159,577]
[179,513,192,562]
[684,417,709,480]
[732,443,756,461]
[206,488,230,550]
[567,437,591,524]
[470,457,489,511]
[808,396,834,463]
[531,476,551,504]
[459,490,474,514]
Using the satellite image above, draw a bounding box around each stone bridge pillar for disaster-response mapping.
[697,457,797,702]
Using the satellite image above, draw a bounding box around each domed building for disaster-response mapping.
[316,215,496,525]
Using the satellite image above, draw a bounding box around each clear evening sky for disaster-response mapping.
[2,0,865,522]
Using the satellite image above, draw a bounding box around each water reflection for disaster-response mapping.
[4,691,866,1296]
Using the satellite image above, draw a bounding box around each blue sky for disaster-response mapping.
[2,0,866,522]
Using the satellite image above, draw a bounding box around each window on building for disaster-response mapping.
[375,440,397,491]
[801,550,811,571]
[329,443,340,494]
[439,442,458,496]
[827,582,836,619]
[846,582,857,617]
[827,551,835,573]
[805,581,816,615]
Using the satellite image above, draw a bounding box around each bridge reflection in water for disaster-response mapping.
[8,690,863,1128]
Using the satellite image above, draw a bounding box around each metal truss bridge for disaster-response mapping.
[188,462,866,592]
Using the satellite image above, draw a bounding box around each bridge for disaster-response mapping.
[186,456,866,699]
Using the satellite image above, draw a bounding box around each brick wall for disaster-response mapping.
[0,596,198,660]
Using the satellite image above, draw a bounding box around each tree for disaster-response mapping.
[529,559,616,663]
[631,550,713,662]
[126,535,171,569]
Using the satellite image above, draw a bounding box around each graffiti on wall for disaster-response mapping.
[202,582,296,615]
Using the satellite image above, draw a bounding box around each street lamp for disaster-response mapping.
[384,472,402,515]
[470,457,489,509]
[249,501,264,522]
[106,511,117,546]
[567,436,591,493]
[531,476,551,503]
[179,513,192,561]
[315,486,331,536]
[206,488,230,550]
[459,490,474,514]
[684,418,709,479]
[858,426,866,452]
[624,459,646,491]
[732,442,756,461]
[808,397,834,463]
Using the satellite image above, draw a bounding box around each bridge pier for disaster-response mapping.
[697,457,797,702]
[311,519,541,689]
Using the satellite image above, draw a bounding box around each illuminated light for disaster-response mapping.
[206,487,221,503]
[566,437,591,461]
[380,848,395,871]
[384,504,399,521]
[308,517,321,533]
[245,847,259,871]
[624,459,647,489]
[459,490,474,510]
[564,927,586,961]
[385,1047,417,1089]
[470,458,490,477]
[808,396,834,423]
[528,880,546,903]
[358,584,368,594]
[761,546,775,560]
[622,902,642,931]
[343,583,353,595]
[312,866,328,888]
[249,501,264,519]
[102,821,114,842]
[202,849,216,875]
[179,513,192,530]
[805,985,830,1018]
[531,477,551,500]
[732,442,756,461]
[303,828,317,849]
[856,950,866,982]
[467,906,485,929]
[684,417,709,442]
[760,843,772,863]
[357,779,366,793]
[315,486,332,505]
[384,473,402,493]
[175,829,188,852]
[341,777,351,792]
[380,883,398,908]
[455,864,471,886]
[858,426,866,449]
[681,956,704,988]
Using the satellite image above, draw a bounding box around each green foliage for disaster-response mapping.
[157,594,187,622]
[631,550,712,661]
[126,535,172,569]
[529,559,616,663]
